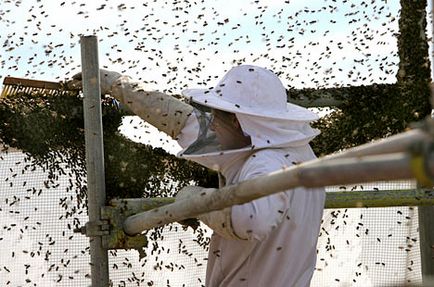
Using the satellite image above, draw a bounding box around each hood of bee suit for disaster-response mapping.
[178,65,320,172]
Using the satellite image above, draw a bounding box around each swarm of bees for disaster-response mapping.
[0,0,431,286]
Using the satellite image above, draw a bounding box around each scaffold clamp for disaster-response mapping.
[73,220,110,237]
[409,123,434,188]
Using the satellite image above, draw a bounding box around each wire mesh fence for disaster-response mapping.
[0,149,90,286]
[312,181,421,287]
[0,147,211,287]
[0,146,423,286]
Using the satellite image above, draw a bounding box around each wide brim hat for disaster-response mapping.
[182,65,318,121]
[178,65,320,171]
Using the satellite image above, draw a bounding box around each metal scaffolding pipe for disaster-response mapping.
[110,188,434,214]
[322,128,431,161]
[419,1,434,282]
[81,36,109,286]
[123,151,434,236]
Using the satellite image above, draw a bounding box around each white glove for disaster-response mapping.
[176,186,242,240]
[68,69,122,95]
[68,68,194,138]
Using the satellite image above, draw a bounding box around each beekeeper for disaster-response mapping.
[69,65,325,287]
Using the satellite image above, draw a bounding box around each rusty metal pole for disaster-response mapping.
[81,35,110,287]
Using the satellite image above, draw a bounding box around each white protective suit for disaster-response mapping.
[176,65,326,287]
[72,65,326,286]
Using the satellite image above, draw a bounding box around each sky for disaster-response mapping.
[0,0,418,153]
[1,0,403,88]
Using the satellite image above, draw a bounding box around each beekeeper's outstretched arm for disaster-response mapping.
[68,69,194,139]
[68,70,258,240]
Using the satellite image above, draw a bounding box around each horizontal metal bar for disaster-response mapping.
[122,151,434,235]
[322,128,431,161]
[325,188,434,209]
[111,188,434,215]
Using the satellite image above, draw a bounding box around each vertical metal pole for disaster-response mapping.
[81,35,109,287]
[418,204,434,284]
[418,2,434,285]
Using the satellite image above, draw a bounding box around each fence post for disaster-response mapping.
[417,0,434,284]
[418,205,434,284]
[81,35,110,286]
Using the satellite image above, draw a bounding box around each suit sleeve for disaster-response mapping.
[231,154,291,241]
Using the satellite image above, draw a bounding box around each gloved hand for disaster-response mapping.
[69,68,194,138]
[175,186,241,239]
[67,69,122,95]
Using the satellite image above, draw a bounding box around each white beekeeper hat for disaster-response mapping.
[179,65,320,170]
[182,65,318,121]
